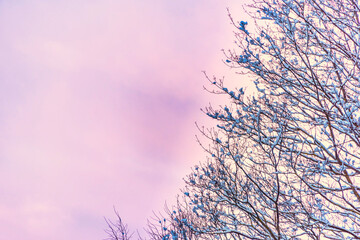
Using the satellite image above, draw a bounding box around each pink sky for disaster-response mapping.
[0,1,250,239]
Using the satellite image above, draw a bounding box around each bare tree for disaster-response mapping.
[104,209,134,240]
[162,0,360,238]
[106,0,360,239]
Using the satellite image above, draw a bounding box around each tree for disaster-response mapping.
[106,0,360,239]
[104,209,135,240]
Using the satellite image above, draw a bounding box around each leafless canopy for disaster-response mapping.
[106,0,360,239]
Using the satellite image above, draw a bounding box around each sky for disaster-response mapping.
[0,0,251,239]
